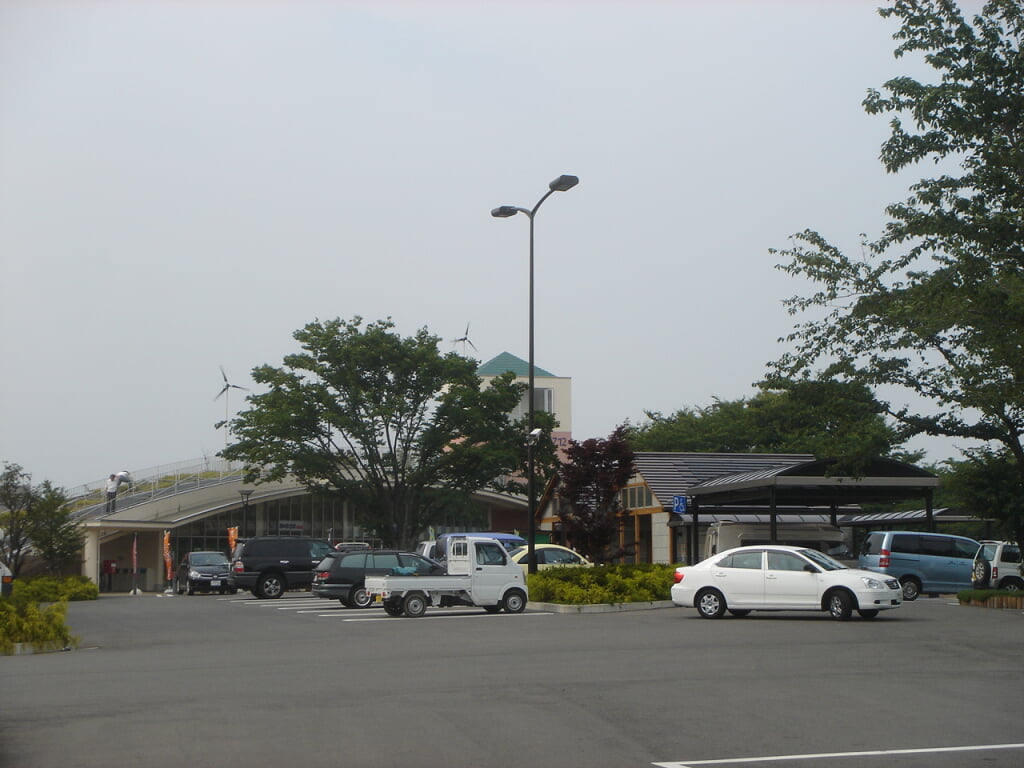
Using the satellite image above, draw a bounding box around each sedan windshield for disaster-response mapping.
[191,554,229,566]
[798,549,846,571]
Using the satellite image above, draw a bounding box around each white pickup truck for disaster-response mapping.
[364,536,528,618]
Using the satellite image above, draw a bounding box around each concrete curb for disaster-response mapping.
[4,641,72,656]
[528,600,675,614]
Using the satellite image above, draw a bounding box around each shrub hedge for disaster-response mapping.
[11,575,99,603]
[527,563,678,605]
[956,588,1024,605]
[0,576,94,654]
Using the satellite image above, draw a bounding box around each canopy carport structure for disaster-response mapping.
[682,458,941,564]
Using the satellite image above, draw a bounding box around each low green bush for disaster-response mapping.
[527,563,678,604]
[1,576,92,654]
[957,588,1023,604]
[11,575,99,603]
[0,594,78,654]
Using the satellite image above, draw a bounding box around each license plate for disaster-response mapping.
[373,595,381,603]
[210,580,221,587]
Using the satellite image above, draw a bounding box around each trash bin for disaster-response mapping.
[0,563,12,597]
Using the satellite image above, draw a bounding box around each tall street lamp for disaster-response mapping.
[491,174,579,574]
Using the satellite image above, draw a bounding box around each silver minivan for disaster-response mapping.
[858,530,980,600]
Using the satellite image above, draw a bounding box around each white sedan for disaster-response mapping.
[506,544,593,573]
[671,545,903,621]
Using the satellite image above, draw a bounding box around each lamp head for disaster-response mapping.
[491,206,520,218]
[549,174,579,192]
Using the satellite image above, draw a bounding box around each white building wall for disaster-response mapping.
[650,511,671,564]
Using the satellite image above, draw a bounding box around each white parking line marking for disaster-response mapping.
[339,611,552,621]
[653,742,1024,767]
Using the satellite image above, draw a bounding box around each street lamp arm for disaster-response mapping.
[491,205,531,219]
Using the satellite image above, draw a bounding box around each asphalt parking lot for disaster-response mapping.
[1,592,1022,768]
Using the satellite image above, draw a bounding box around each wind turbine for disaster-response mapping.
[215,366,249,449]
[452,322,478,355]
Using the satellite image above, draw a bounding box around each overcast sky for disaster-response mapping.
[1,0,980,490]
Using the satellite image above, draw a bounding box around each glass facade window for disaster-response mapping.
[172,494,355,560]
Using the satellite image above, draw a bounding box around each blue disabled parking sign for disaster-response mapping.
[672,495,687,515]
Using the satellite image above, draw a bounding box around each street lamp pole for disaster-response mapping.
[491,174,579,574]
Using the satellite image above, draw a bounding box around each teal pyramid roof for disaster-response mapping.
[477,352,555,378]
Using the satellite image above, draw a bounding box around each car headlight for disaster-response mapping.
[189,570,202,579]
[860,576,886,589]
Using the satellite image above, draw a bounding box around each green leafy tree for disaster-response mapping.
[1,462,34,577]
[942,449,1024,546]
[555,425,637,563]
[27,482,83,576]
[221,317,552,549]
[631,381,910,473]
[770,1,1024,518]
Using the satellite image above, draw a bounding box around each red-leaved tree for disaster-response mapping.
[555,425,637,563]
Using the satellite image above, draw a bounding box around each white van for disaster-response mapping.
[703,521,852,561]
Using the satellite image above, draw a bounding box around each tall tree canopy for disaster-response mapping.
[770,1,1024,520]
[631,380,909,472]
[28,481,83,576]
[555,425,637,563]
[221,317,552,549]
[1,463,81,577]
[0,462,34,576]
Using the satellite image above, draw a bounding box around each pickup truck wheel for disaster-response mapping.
[383,599,404,617]
[403,592,427,618]
[502,589,527,614]
[255,573,285,599]
[349,585,372,609]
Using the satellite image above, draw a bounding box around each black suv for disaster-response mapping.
[312,549,443,608]
[231,536,334,599]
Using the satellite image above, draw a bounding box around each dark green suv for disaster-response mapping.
[231,536,334,599]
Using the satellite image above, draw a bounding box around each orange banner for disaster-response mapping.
[163,530,172,581]
[228,526,238,554]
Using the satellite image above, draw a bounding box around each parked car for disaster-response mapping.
[175,551,236,595]
[972,540,1023,591]
[312,549,444,608]
[231,536,334,599]
[506,544,593,572]
[671,545,903,621]
[858,530,980,600]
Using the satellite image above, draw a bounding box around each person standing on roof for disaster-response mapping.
[105,474,118,514]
